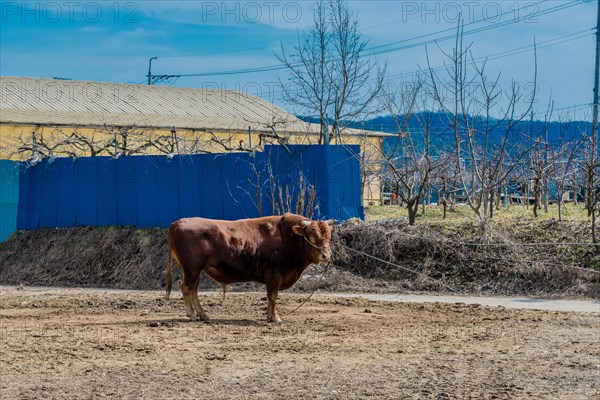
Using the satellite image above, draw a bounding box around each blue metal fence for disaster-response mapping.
[0,160,20,241]
[13,145,363,231]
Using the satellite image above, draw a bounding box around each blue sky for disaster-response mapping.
[0,0,597,120]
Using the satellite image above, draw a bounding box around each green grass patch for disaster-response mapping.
[365,203,590,223]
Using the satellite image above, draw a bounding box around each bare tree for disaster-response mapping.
[548,136,581,222]
[429,150,460,218]
[9,130,79,160]
[426,22,537,230]
[525,100,556,217]
[580,132,600,243]
[379,77,446,224]
[263,158,318,218]
[277,0,385,144]
[529,137,549,218]
[100,125,175,157]
[9,128,119,160]
[8,125,194,160]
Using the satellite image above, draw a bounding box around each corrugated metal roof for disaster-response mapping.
[0,76,392,137]
[0,76,317,133]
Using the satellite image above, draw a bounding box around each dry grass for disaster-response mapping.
[332,217,599,298]
[366,203,590,223]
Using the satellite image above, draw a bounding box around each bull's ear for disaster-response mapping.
[292,225,305,236]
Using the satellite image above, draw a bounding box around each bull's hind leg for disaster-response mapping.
[180,279,197,321]
[186,270,209,322]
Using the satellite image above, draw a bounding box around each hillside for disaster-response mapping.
[300,112,593,151]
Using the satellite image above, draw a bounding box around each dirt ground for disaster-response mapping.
[0,288,598,399]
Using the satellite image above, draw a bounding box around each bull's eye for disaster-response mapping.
[309,238,316,244]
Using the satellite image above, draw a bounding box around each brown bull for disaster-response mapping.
[165,213,332,323]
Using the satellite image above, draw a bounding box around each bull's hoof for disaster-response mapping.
[189,316,210,323]
[267,315,282,324]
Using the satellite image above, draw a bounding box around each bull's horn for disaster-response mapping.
[301,220,311,227]
[323,219,338,225]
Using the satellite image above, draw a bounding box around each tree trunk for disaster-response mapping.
[557,194,563,222]
[533,178,540,218]
[496,187,502,210]
[489,189,494,219]
[407,198,419,225]
[592,206,597,245]
[481,190,490,222]
[585,165,594,217]
[543,178,549,213]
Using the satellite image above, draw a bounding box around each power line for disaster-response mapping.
[266,29,593,99]
[387,29,593,81]
[176,64,285,78]
[340,243,458,292]
[98,60,147,82]
[367,0,550,51]
[532,103,592,117]
[370,0,585,56]
[152,0,531,60]
[154,0,585,79]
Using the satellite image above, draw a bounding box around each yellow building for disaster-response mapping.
[0,76,387,205]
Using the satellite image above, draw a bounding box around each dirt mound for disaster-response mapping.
[0,226,365,293]
[333,219,600,297]
[0,227,169,290]
[0,220,598,297]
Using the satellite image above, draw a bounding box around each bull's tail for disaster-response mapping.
[165,249,173,300]
[165,226,174,300]
[219,282,228,303]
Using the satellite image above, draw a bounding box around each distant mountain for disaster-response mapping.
[299,112,593,153]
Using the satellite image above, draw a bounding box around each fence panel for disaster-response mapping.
[96,158,117,226]
[198,155,224,220]
[177,156,202,219]
[39,160,60,227]
[115,157,138,226]
[0,160,19,241]
[56,158,78,227]
[75,157,99,226]
[17,161,42,230]
[326,145,364,220]
[220,153,257,220]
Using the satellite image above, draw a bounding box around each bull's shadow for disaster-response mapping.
[196,318,264,326]
[74,316,267,329]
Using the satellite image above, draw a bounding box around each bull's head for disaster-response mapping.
[292,220,333,263]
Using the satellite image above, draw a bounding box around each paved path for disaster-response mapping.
[1,286,598,313]
[331,293,600,313]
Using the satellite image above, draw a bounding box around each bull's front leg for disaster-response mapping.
[266,282,282,323]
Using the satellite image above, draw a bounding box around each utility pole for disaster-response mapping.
[593,0,600,161]
[146,56,181,85]
[113,129,118,157]
[171,126,180,154]
[588,0,600,243]
[147,57,157,85]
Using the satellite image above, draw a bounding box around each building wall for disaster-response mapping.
[0,123,384,206]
